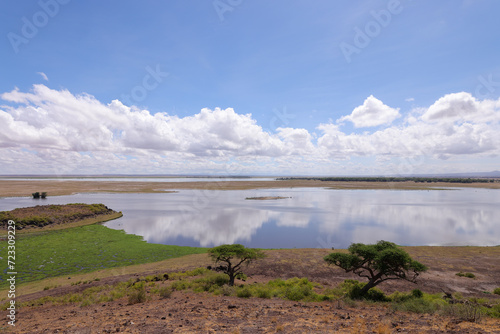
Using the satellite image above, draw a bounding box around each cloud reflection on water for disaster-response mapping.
[104,188,500,248]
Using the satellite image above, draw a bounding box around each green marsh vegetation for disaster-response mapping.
[0,224,206,288]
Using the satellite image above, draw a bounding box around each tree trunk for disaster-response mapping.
[360,279,376,296]
[228,273,235,286]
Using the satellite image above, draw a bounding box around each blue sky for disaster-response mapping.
[1,0,500,175]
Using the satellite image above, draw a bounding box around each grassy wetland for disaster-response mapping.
[0,203,206,290]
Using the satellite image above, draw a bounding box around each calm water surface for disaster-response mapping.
[1,188,498,249]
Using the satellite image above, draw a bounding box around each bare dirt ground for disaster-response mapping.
[8,291,500,333]
[3,247,500,333]
[0,179,499,197]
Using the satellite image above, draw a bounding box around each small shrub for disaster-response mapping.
[392,298,441,314]
[110,290,125,300]
[366,288,389,302]
[284,285,314,301]
[235,272,247,281]
[338,280,388,301]
[80,298,92,307]
[390,291,412,303]
[255,286,273,299]
[411,289,423,298]
[221,285,236,296]
[170,280,191,291]
[284,286,306,301]
[32,192,40,199]
[97,295,113,303]
[456,272,475,279]
[443,303,483,322]
[158,287,172,299]
[187,267,210,276]
[236,286,252,298]
[144,275,155,282]
[193,273,229,292]
[484,303,500,318]
[128,287,146,305]
[493,288,500,295]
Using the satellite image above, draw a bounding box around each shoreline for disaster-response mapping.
[0,179,499,197]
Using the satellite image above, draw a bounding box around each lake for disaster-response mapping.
[1,187,499,249]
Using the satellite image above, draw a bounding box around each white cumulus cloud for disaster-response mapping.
[1,85,499,175]
[338,95,401,128]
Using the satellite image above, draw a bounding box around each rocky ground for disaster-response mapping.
[7,291,500,333]
[2,247,499,333]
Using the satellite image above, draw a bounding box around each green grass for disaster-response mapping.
[0,224,206,289]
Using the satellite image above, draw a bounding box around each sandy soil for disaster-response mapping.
[0,179,499,197]
[3,247,499,333]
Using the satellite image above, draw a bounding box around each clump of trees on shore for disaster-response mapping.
[32,192,48,199]
[277,177,496,183]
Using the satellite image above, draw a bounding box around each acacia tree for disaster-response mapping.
[208,244,266,286]
[324,240,427,297]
